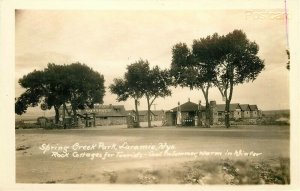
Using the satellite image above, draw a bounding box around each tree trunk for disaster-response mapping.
[225,75,234,128]
[62,104,66,126]
[63,103,71,116]
[201,86,211,128]
[225,99,230,128]
[72,106,78,127]
[134,98,140,127]
[54,106,60,124]
[205,99,210,128]
[146,96,151,128]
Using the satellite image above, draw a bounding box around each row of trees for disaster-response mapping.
[110,30,264,128]
[15,29,265,128]
[15,63,105,124]
[170,30,265,127]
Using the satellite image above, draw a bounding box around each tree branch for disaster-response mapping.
[150,95,157,106]
[200,84,206,98]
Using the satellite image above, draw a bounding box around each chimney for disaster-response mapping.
[188,98,190,102]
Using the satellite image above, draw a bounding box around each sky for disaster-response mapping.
[15,8,289,115]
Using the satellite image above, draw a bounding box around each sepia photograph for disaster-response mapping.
[14,4,290,185]
[1,0,300,190]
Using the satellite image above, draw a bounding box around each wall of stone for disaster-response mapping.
[95,116,127,126]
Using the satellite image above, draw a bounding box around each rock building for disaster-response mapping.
[165,100,261,126]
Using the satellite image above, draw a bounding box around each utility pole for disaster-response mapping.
[153,103,157,111]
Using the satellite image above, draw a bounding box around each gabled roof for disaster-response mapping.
[216,103,241,112]
[170,101,204,112]
[240,104,251,111]
[249,105,258,111]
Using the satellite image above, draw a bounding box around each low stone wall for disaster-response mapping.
[95,116,127,126]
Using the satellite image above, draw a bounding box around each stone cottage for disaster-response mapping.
[59,104,128,127]
[240,104,251,118]
[165,100,261,126]
[165,100,205,126]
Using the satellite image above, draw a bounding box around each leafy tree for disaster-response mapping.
[15,63,105,125]
[110,78,142,127]
[15,67,65,123]
[43,64,69,123]
[213,30,265,128]
[63,63,105,124]
[143,65,172,127]
[15,89,42,115]
[170,35,221,127]
[109,60,147,127]
[110,59,171,128]
[191,33,223,126]
[170,30,264,128]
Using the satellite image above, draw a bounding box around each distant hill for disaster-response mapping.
[262,110,290,117]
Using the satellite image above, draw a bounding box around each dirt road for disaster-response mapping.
[15,125,289,184]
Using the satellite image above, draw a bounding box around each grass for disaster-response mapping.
[180,158,290,184]
[41,158,289,184]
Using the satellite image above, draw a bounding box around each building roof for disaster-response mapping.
[240,104,251,111]
[93,104,126,110]
[215,103,241,112]
[95,110,128,117]
[152,110,165,115]
[130,110,164,116]
[249,105,258,111]
[137,111,149,116]
[170,101,205,112]
[73,104,127,117]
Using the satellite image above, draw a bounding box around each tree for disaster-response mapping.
[15,63,105,125]
[110,59,171,128]
[170,34,221,127]
[110,78,142,127]
[143,65,172,127]
[213,30,265,128]
[15,89,42,115]
[109,60,147,127]
[15,67,65,123]
[43,64,69,123]
[63,63,105,124]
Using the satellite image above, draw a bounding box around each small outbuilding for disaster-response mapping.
[165,100,205,127]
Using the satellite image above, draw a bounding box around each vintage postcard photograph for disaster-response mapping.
[1,0,299,190]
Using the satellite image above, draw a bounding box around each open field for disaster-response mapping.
[15,125,290,184]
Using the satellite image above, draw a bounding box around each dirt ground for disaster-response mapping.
[15,124,290,184]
